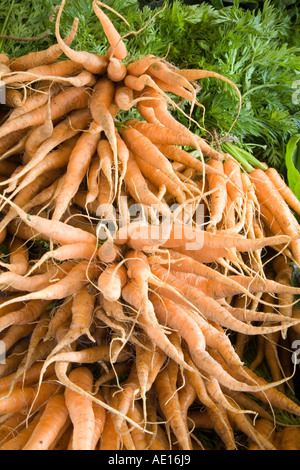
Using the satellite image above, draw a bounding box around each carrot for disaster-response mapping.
[1,324,35,355]
[0,363,55,400]
[206,159,227,231]
[155,364,193,450]
[122,281,198,374]
[97,239,123,264]
[107,57,127,82]
[55,0,108,74]
[0,168,63,231]
[278,426,300,450]
[6,108,91,199]
[22,393,69,450]
[3,59,84,86]
[6,82,62,122]
[96,138,115,200]
[91,390,106,449]
[0,411,43,450]
[99,411,121,450]
[266,167,300,216]
[123,153,171,218]
[97,263,127,302]
[51,131,100,221]
[0,86,90,143]
[0,341,28,378]
[9,18,79,71]
[93,1,127,60]
[26,242,97,276]
[0,300,49,335]
[0,260,99,309]
[0,195,97,246]
[5,89,24,107]
[47,285,95,359]
[6,237,28,275]
[150,265,299,335]
[122,127,190,193]
[43,297,73,343]
[135,155,186,204]
[64,367,95,450]
[156,144,223,176]
[0,129,29,158]
[0,380,59,415]
[250,168,300,264]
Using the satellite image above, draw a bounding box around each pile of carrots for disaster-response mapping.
[0,0,300,450]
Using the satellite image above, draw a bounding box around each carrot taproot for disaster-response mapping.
[123,154,171,219]
[5,89,24,108]
[93,0,127,60]
[10,19,78,72]
[55,0,108,74]
[0,195,97,246]
[107,57,127,82]
[99,411,121,450]
[43,298,73,343]
[6,82,62,122]
[150,265,299,335]
[127,402,149,450]
[155,364,192,450]
[0,300,49,335]
[3,59,84,86]
[0,411,43,450]
[6,237,28,275]
[278,426,300,450]
[266,167,300,216]
[97,263,127,302]
[0,86,90,144]
[51,131,100,221]
[64,367,95,451]
[122,127,190,193]
[26,242,97,277]
[23,393,69,450]
[206,159,227,231]
[91,390,106,449]
[48,285,95,361]
[0,168,63,231]
[0,379,59,416]
[0,260,99,309]
[250,168,300,264]
[1,324,35,355]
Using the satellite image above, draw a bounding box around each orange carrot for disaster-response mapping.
[10,19,79,71]
[97,263,127,302]
[52,130,100,221]
[23,394,69,450]
[55,0,108,74]
[93,1,127,60]
[64,367,95,450]
[266,167,300,216]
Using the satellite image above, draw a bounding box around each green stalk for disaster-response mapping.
[0,0,16,52]
[221,143,254,173]
[221,142,267,172]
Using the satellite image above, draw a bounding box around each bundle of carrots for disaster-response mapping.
[0,0,300,451]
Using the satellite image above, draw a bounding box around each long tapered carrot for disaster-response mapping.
[55,0,108,74]
[23,393,69,450]
[52,131,100,221]
[10,18,79,71]
[93,1,127,60]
